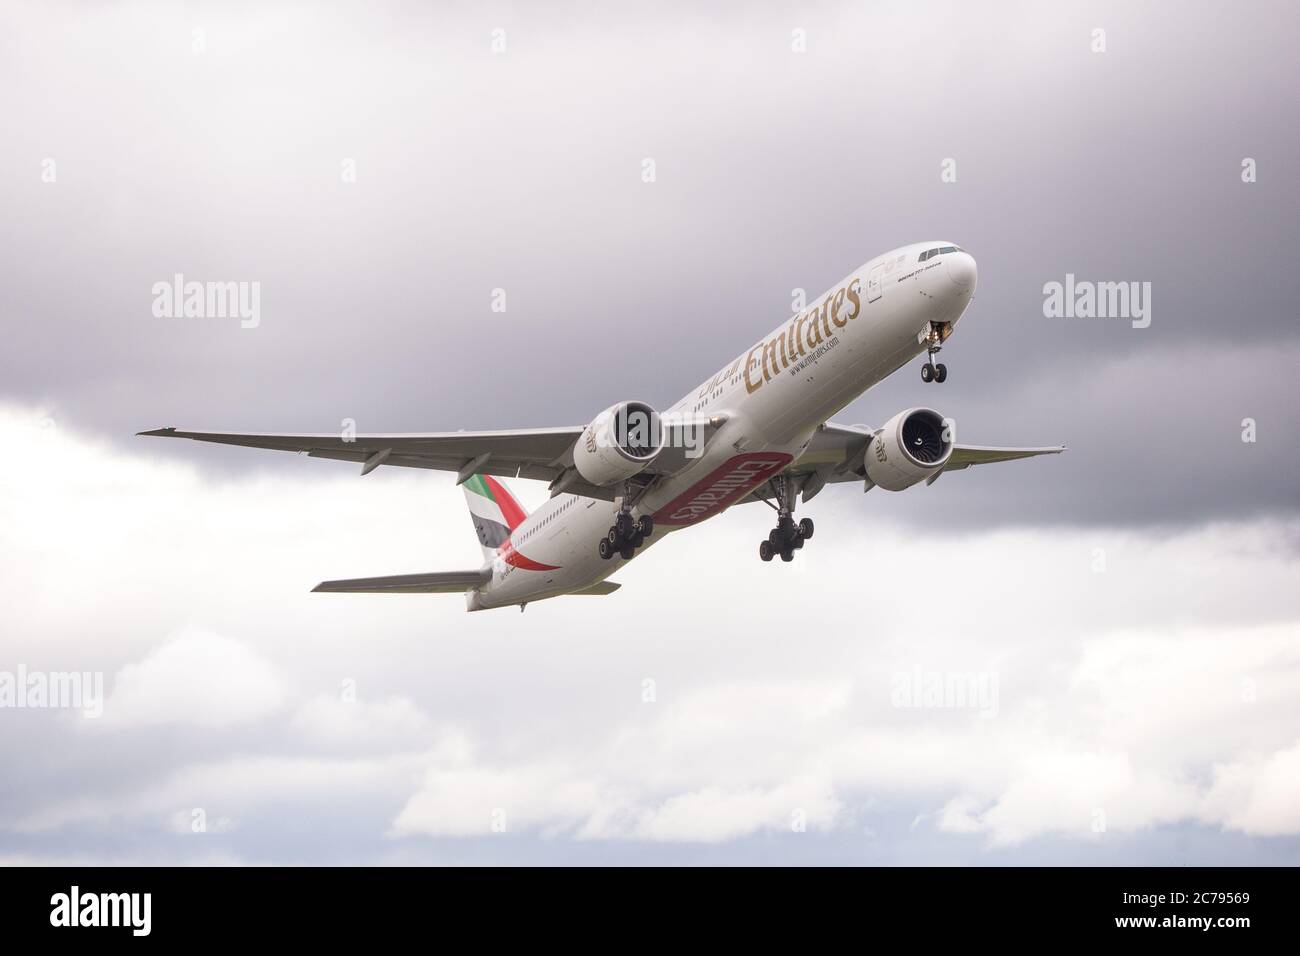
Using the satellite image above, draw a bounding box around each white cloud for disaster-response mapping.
[623,779,840,843]
[939,750,1200,846]
[392,768,840,844]
[2,404,1300,860]
[391,765,607,838]
[102,629,285,729]
[288,693,446,754]
[1203,742,1300,836]
[15,751,432,836]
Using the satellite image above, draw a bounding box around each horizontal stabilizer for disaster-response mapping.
[311,569,489,594]
[571,581,621,596]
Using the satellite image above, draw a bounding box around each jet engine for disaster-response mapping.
[573,401,664,486]
[864,407,954,491]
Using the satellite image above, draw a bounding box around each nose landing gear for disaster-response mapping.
[920,324,949,383]
[757,474,813,563]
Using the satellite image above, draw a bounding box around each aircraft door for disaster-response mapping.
[867,265,883,303]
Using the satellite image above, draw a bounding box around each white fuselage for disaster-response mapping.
[468,241,977,610]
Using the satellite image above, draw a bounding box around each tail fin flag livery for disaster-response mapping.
[462,473,529,560]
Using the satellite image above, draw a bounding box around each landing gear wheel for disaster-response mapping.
[921,363,934,383]
[761,473,813,563]
[598,538,613,560]
[934,362,948,383]
[604,485,652,560]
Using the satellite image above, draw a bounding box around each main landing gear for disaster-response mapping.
[598,488,654,561]
[757,474,813,563]
[759,515,814,563]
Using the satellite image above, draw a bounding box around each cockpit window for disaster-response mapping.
[918,245,963,262]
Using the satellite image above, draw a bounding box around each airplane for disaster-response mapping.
[140,241,1064,611]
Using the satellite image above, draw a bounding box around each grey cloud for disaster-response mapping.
[2,2,1295,530]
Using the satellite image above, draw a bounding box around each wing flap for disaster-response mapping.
[311,569,490,593]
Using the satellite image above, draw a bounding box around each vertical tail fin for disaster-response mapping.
[462,473,530,561]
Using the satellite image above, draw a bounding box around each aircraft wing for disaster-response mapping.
[785,422,1064,498]
[312,569,490,593]
[939,444,1067,470]
[139,420,1061,502]
[137,424,626,499]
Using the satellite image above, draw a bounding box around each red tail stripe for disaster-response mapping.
[498,539,560,572]
[483,474,528,530]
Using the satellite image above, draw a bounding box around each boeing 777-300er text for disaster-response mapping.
[141,242,1064,611]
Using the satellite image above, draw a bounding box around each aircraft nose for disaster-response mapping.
[946,251,977,290]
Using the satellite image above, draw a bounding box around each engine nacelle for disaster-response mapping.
[864,407,954,491]
[573,401,664,486]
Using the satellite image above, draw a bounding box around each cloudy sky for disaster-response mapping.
[1,0,1297,864]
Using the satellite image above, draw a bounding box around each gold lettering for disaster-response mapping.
[793,315,808,357]
[831,288,848,328]
[806,310,823,348]
[761,337,782,382]
[846,277,861,319]
[743,346,764,393]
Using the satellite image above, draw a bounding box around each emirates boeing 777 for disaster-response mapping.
[141,242,1063,611]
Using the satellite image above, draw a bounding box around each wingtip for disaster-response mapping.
[136,427,177,437]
